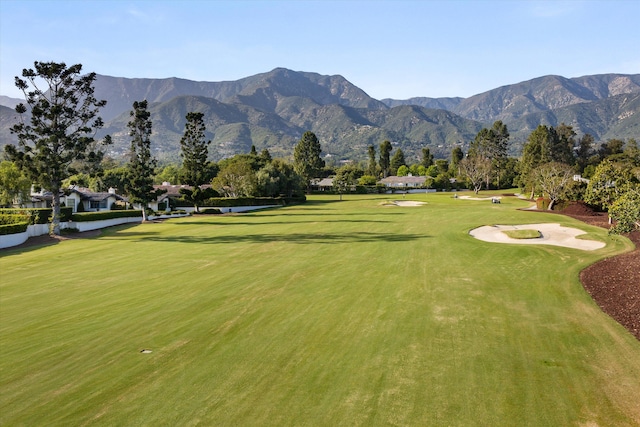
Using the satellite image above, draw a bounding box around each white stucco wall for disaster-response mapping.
[0,231,29,249]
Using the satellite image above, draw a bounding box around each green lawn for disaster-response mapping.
[502,229,542,239]
[1,192,639,426]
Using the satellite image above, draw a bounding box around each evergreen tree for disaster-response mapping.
[179,112,212,212]
[599,139,625,160]
[469,121,510,188]
[553,123,577,165]
[450,147,464,175]
[5,61,109,235]
[294,131,325,193]
[390,148,406,175]
[575,133,596,173]
[517,125,554,198]
[259,148,272,164]
[180,112,211,186]
[379,140,392,178]
[421,147,434,168]
[367,145,377,176]
[126,100,160,221]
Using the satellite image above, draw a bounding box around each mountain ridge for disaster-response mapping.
[1,69,638,162]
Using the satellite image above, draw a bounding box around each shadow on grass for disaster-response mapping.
[239,210,406,218]
[0,236,62,256]
[121,231,430,245]
[173,218,394,227]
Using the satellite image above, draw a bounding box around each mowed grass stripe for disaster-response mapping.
[1,193,638,426]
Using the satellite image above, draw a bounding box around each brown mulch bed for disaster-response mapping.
[554,201,639,341]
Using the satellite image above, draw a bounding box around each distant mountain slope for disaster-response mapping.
[98,95,481,162]
[93,68,387,122]
[381,97,463,111]
[0,96,23,109]
[506,92,640,152]
[1,70,638,162]
[0,105,20,146]
[382,73,640,125]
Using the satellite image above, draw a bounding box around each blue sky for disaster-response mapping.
[1,0,639,100]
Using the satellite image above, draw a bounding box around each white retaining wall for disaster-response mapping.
[0,231,29,249]
[0,217,143,250]
[67,216,143,232]
[1,205,279,250]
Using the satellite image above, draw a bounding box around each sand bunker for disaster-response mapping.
[457,195,501,201]
[393,200,426,207]
[469,223,606,251]
[381,200,426,207]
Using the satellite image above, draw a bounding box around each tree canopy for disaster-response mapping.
[531,161,574,210]
[179,112,212,212]
[180,112,211,187]
[379,140,392,178]
[0,160,31,207]
[126,100,160,221]
[390,148,406,176]
[5,61,109,234]
[294,131,325,192]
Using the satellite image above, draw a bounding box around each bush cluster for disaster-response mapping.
[200,208,222,215]
[0,213,30,235]
[0,207,73,224]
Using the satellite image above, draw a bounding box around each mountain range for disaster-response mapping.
[1,68,639,163]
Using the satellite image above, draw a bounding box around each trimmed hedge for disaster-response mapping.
[0,221,29,235]
[0,207,73,224]
[200,197,281,207]
[0,213,29,226]
[200,208,222,215]
[72,210,143,222]
[170,195,306,208]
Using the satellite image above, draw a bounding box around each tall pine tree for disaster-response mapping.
[379,140,392,178]
[294,131,325,193]
[179,112,212,212]
[5,62,109,235]
[126,101,160,221]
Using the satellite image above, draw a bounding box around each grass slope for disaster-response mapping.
[1,193,639,426]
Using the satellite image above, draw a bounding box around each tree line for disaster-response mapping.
[2,62,639,235]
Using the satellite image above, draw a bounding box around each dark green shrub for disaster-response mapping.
[201,208,222,215]
[0,221,29,235]
[201,197,284,208]
[0,213,29,226]
[0,208,71,224]
[72,210,143,222]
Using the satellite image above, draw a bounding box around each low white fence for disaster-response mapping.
[0,217,143,250]
[0,231,29,249]
[67,216,143,232]
[1,205,279,250]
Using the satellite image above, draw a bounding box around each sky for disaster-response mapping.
[1,0,639,100]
